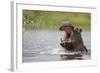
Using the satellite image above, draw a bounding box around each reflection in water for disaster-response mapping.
[60,54,82,60]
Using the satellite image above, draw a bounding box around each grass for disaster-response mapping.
[23,10,91,31]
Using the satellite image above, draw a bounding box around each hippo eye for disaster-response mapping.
[76,28,78,30]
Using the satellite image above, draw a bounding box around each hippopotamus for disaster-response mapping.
[59,21,88,52]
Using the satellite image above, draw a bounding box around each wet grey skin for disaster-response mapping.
[59,21,88,52]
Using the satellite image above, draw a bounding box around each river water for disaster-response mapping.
[22,31,91,63]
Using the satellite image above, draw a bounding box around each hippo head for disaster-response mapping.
[59,21,74,38]
[59,21,88,52]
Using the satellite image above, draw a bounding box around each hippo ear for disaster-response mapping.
[74,27,82,33]
[80,28,82,33]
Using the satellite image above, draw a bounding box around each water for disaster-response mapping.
[22,31,91,63]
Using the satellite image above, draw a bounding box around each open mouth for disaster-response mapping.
[66,33,71,39]
[67,33,71,38]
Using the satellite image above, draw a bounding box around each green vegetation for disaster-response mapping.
[23,10,91,31]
